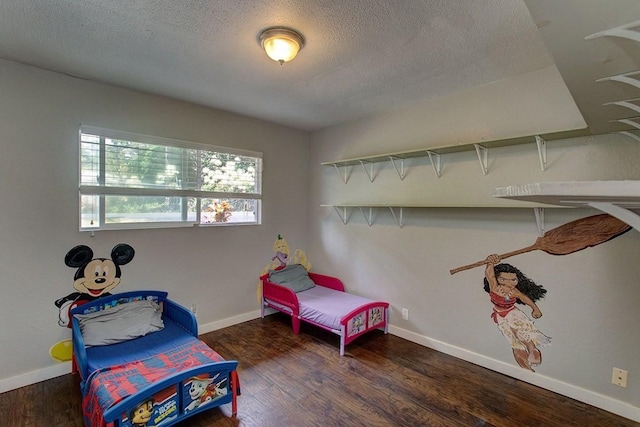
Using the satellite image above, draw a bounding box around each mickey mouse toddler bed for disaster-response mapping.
[71,290,240,427]
[260,264,389,355]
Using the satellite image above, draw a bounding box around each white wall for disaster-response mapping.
[308,73,640,421]
[0,59,310,388]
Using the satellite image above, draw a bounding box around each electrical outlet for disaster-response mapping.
[190,304,197,316]
[401,308,409,320]
[612,367,628,388]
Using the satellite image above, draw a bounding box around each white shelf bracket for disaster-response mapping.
[388,156,406,180]
[619,130,640,143]
[474,144,489,175]
[587,202,640,233]
[359,207,375,226]
[359,160,375,182]
[332,206,351,224]
[535,135,547,172]
[585,20,640,43]
[533,207,545,236]
[603,98,640,115]
[596,71,640,90]
[388,207,405,228]
[612,117,640,130]
[426,151,442,178]
[332,163,351,184]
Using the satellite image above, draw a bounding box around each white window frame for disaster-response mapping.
[79,125,262,231]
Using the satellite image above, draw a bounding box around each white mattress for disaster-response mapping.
[267,285,376,331]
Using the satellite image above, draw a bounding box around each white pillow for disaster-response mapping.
[75,299,164,346]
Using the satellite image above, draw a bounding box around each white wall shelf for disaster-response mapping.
[321,204,565,233]
[321,129,587,183]
[320,130,590,231]
[493,181,640,233]
[588,21,640,143]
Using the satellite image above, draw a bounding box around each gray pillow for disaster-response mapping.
[75,299,164,346]
[268,264,316,293]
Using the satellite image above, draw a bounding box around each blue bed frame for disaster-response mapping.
[71,290,239,427]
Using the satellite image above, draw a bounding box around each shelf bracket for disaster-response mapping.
[535,135,547,172]
[612,117,640,130]
[388,156,406,180]
[388,207,405,228]
[587,202,640,233]
[585,20,640,43]
[426,151,442,178]
[474,144,489,175]
[359,160,375,182]
[332,163,351,184]
[603,98,640,115]
[596,71,640,90]
[619,130,640,142]
[359,207,375,226]
[533,207,545,236]
[332,206,351,224]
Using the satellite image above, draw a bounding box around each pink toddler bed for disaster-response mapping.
[260,265,389,355]
[71,290,240,427]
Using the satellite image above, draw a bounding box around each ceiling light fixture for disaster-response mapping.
[259,27,305,65]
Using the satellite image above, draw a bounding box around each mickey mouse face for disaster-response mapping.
[73,258,121,297]
[65,243,135,298]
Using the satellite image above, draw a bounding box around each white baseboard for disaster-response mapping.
[388,324,640,423]
[197,309,262,335]
[2,313,637,423]
[0,361,72,394]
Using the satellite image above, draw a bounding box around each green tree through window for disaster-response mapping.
[79,126,262,230]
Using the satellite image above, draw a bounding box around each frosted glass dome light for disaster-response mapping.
[259,27,305,65]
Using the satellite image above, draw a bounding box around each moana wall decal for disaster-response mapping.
[451,214,631,371]
[483,254,550,371]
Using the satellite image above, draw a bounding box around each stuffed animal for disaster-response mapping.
[54,243,135,327]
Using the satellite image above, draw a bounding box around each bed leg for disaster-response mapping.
[292,317,301,335]
[384,307,389,334]
[231,370,240,416]
[340,325,346,356]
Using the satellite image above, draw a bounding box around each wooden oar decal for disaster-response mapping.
[450,214,631,275]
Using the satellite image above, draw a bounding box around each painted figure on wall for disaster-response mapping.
[55,243,135,327]
[258,234,311,302]
[262,234,311,273]
[484,254,550,372]
[450,214,632,371]
[50,243,135,362]
[270,234,290,268]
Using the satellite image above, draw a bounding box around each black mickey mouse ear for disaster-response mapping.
[65,245,94,268]
[112,243,135,265]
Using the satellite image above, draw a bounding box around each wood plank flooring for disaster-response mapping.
[0,313,636,427]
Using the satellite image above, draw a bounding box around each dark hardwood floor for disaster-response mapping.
[1,313,637,427]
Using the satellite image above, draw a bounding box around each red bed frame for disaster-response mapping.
[260,271,389,355]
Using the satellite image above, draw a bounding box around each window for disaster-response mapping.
[79,126,262,230]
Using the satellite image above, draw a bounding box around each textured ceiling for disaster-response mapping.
[0,1,639,135]
[523,0,640,136]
